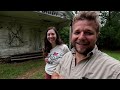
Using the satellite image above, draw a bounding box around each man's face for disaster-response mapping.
[71,20,99,55]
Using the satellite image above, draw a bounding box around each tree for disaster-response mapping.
[58,27,69,46]
[98,11,120,50]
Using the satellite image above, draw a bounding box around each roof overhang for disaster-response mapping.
[0,11,71,27]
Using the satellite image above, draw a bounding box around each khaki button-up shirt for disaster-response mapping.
[55,45,120,79]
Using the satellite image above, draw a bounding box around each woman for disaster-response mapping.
[43,26,70,79]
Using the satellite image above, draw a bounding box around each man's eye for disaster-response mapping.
[74,32,80,35]
[85,32,93,35]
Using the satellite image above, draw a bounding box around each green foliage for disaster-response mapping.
[58,27,70,46]
[100,11,109,26]
[98,11,120,50]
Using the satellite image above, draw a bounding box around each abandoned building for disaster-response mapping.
[0,11,74,62]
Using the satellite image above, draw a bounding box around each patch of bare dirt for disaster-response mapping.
[16,67,42,79]
[16,62,45,79]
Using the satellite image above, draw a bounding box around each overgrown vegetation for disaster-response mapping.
[58,26,69,46]
[98,11,120,50]
[0,59,45,79]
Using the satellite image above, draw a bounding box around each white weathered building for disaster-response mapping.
[0,11,74,61]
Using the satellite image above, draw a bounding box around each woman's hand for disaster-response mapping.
[45,58,49,63]
[52,72,64,79]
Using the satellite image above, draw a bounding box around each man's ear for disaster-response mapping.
[97,32,100,39]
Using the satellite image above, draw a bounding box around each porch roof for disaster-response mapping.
[0,11,72,27]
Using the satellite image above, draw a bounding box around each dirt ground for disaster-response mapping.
[16,62,45,79]
[16,67,41,79]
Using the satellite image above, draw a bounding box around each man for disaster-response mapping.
[52,11,120,79]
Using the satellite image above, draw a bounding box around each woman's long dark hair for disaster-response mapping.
[44,26,63,57]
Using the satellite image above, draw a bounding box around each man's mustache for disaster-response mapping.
[75,41,89,45]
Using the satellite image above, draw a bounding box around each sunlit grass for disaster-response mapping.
[0,59,44,79]
[102,50,120,60]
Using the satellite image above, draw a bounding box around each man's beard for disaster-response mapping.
[75,46,93,56]
[72,41,94,56]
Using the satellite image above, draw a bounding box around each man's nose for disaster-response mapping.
[78,32,86,40]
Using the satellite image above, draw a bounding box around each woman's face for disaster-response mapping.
[47,29,57,45]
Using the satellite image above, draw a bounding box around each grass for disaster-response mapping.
[102,50,120,60]
[30,71,45,79]
[0,59,45,79]
[0,50,120,79]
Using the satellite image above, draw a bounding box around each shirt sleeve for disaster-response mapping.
[53,44,70,64]
[54,55,65,74]
[112,65,120,79]
[63,44,70,54]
